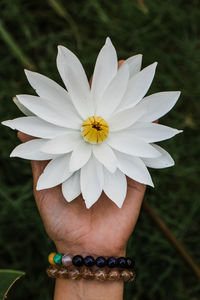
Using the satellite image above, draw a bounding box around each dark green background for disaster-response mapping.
[0,0,199,299]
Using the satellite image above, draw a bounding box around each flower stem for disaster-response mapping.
[143,199,200,281]
[136,0,149,14]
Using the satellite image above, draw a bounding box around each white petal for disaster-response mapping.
[107,131,161,158]
[57,45,90,95]
[2,116,70,139]
[108,106,146,132]
[41,131,82,154]
[127,122,183,143]
[96,64,129,119]
[62,171,81,202]
[65,66,94,118]
[142,144,175,169]
[92,143,117,173]
[69,140,92,172]
[135,91,181,122]
[17,95,82,129]
[115,150,154,187]
[13,96,34,116]
[10,139,57,160]
[115,62,157,112]
[25,69,72,107]
[91,37,118,107]
[36,154,73,190]
[123,54,142,78]
[103,167,127,208]
[80,155,104,209]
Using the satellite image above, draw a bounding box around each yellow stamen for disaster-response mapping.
[81,116,109,144]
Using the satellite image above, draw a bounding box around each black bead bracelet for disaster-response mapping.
[48,253,135,269]
[84,255,96,267]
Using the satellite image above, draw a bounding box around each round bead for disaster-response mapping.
[84,255,95,267]
[107,257,117,268]
[96,256,107,268]
[95,269,107,281]
[82,267,94,279]
[72,255,84,267]
[53,253,63,265]
[126,257,135,269]
[48,252,56,265]
[117,257,127,268]
[62,254,73,267]
[108,270,120,281]
[120,269,131,282]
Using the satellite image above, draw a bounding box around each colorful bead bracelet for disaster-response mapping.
[46,265,136,282]
[48,253,135,269]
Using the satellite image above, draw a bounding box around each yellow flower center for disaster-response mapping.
[81,116,109,144]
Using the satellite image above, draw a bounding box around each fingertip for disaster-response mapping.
[118,60,125,68]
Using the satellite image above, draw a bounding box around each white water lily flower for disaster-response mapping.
[2,37,182,209]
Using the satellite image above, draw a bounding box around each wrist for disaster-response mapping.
[52,244,127,300]
[55,242,127,257]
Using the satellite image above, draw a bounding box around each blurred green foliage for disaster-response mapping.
[0,269,25,299]
[0,0,200,299]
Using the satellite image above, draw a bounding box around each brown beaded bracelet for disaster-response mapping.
[46,265,136,282]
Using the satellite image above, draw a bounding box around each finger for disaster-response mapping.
[113,176,146,243]
[88,57,145,217]
[30,160,49,190]
[125,176,146,210]
[17,131,35,143]
[118,59,145,218]
[122,178,146,237]
[119,58,152,219]
[118,59,125,67]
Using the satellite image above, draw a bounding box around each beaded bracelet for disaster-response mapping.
[46,265,136,282]
[48,253,135,269]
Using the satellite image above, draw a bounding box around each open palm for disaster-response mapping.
[17,61,146,257]
[19,131,146,257]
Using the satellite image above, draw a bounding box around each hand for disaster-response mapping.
[18,132,145,257]
[17,61,146,299]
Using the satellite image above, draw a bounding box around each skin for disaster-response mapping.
[17,61,146,300]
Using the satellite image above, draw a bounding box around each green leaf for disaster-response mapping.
[0,270,25,300]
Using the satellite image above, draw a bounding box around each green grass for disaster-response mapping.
[0,0,200,299]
